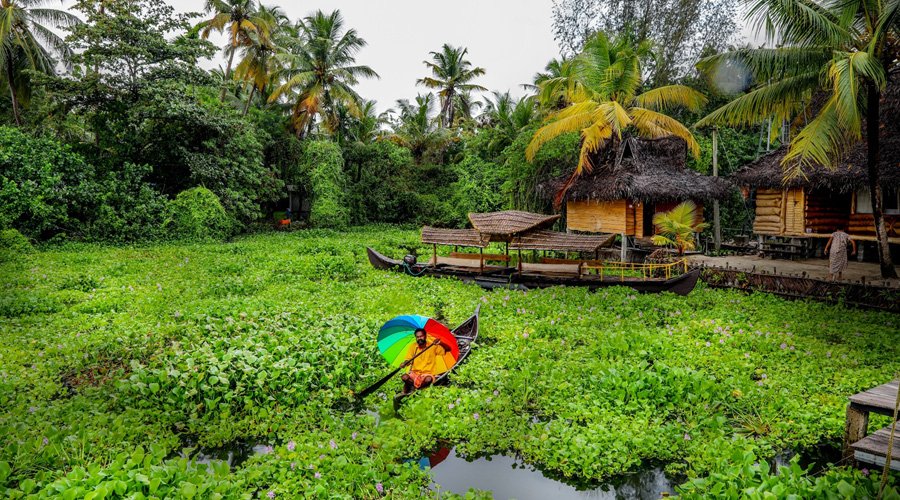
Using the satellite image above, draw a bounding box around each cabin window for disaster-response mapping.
[886,188,899,214]
[856,188,873,214]
[856,188,899,214]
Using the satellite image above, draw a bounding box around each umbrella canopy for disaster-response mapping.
[377,315,459,373]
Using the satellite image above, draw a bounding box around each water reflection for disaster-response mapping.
[177,440,271,468]
[419,447,675,500]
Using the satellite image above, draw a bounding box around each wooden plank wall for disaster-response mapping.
[634,203,644,237]
[849,214,900,237]
[753,188,783,235]
[806,190,851,234]
[566,200,628,234]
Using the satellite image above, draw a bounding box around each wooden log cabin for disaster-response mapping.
[539,137,733,239]
[733,79,900,259]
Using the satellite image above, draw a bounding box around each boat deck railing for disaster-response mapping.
[582,259,690,281]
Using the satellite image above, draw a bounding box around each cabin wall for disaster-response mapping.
[805,189,851,234]
[566,200,628,234]
[634,202,644,237]
[753,188,805,235]
[848,214,900,238]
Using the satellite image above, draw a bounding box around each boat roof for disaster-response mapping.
[421,226,490,248]
[467,211,560,240]
[511,231,616,252]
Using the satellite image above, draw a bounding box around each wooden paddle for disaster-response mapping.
[355,339,440,400]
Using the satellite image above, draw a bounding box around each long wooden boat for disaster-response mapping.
[435,305,479,385]
[367,247,700,296]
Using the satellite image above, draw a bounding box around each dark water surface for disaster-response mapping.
[420,447,676,500]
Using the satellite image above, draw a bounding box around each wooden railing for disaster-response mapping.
[582,259,690,281]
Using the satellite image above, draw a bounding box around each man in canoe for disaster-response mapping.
[399,328,445,395]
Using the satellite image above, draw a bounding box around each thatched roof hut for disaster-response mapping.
[731,80,900,240]
[540,137,733,204]
[539,136,731,236]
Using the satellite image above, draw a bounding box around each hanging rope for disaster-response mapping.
[402,261,429,277]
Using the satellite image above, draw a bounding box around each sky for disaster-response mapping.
[61,1,755,114]
[174,0,562,114]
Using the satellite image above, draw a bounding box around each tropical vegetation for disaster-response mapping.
[2,229,899,498]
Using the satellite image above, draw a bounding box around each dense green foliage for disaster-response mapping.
[1,229,897,497]
[301,141,350,230]
[169,188,233,241]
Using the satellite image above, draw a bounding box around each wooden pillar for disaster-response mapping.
[713,128,722,251]
[517,248,523,273]
[479,247,484,273]
[842,405,869,463]
[432,244,437,266]
[620,234,628,262]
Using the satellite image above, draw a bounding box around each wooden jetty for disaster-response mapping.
[843,381,900,470]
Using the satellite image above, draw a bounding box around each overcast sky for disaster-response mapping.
[62,1,754,113]
[172,0,562,114]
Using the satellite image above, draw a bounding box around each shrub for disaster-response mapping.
[451,154,505,221]
[168,187,232,241]
[300,141,349,230]
[0,127,96,239]
[342,141,416,224]
[81,163,172,243]
[0,229,32,254]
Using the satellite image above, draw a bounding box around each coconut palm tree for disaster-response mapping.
[527,31,707,205]
[233,4,289,115]
[199,0,271,101]
[0,0,79,126]
[693,0,898,278]
[269,10,378,138]
[529,56,578,112]
[417,44,487,128]
[386,93,450,163]
[651,201,709,254]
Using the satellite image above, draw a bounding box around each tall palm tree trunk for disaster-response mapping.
[866,82,898,279]
[219,45,237,102]
[243,86,256,116]
[5,59,21,127]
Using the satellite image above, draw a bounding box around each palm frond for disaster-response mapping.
[631,108,701,158]
[634,85,707,112]
[526,101,598,160]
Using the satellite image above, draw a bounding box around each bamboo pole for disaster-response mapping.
[713,128,722,251]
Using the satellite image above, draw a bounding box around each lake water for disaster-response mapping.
[420,447,676,500]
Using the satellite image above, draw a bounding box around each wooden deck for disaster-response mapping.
[843,381,900,468]
[852,424,900,471]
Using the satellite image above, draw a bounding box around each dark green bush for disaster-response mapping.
[168,187,232,241]
[0,229,32,254]
[300,141,350,230]
[451,154,506,221]
[0,126,96,239]
[342,141,416,224]
[81,163,172,243]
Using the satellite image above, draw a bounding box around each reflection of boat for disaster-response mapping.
[367,247,700,296]
[415,446,451,470]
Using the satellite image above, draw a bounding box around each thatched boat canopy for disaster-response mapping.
[510,231,616,252]
[734,79,900,192]
[540,137,733,203]
[468,211,560,240]
[421,226,490,248]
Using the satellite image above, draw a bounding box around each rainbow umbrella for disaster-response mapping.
[377,315,459,373]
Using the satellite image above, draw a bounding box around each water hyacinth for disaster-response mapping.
[267,491,275,499]
[314,472,321,479]
[287,440,295,452]
[329,440,337,450]
[376,483,384,493]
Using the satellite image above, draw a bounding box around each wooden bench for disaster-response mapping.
[449,252,510,263]
[519,262,582,277]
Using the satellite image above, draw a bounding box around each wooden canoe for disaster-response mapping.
[366,247,700,296]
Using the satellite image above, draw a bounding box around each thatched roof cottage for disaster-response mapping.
[540,136,733,237]
[732,83,900,243]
